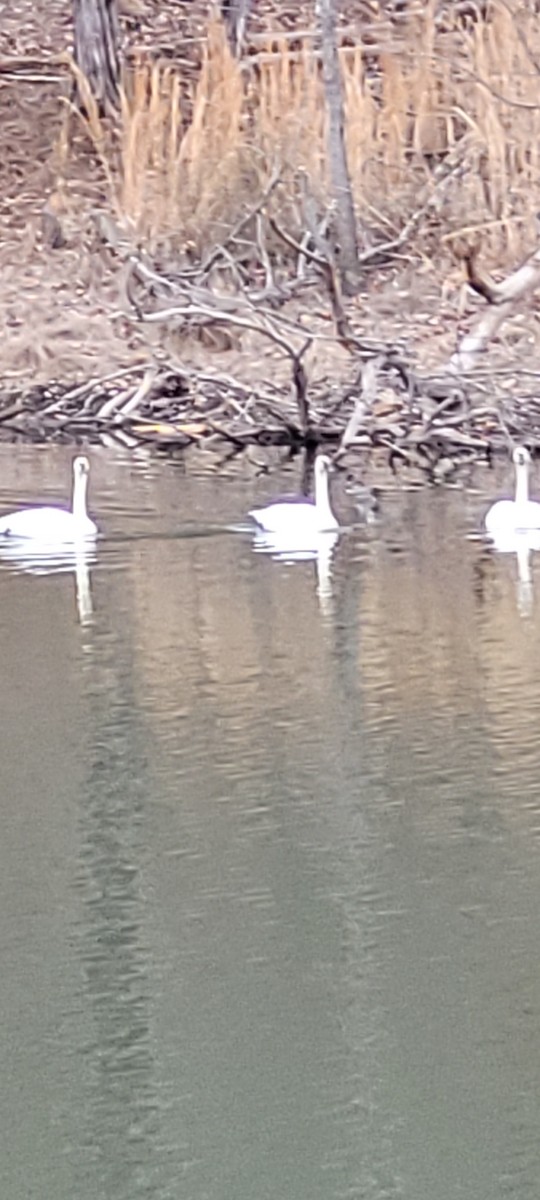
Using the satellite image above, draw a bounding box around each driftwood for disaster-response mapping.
[4,192,540,482]
[0,335,536,480]
[0,314,531,477]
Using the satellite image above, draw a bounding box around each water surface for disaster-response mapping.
[0,446,539,1200]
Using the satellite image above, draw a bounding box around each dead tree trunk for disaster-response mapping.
[316,0,360,294]
[221,0,252,55]
[72,0,120,111]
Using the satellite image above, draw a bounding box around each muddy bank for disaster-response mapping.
[2,202,540,485]
[4,0,540,486]
[1,267,539,490]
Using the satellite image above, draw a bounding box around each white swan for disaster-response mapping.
[485,446,540,535]
[248,455,339,536]
[0,455,97,543]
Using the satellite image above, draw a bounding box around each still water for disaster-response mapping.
[0,445,539,1200]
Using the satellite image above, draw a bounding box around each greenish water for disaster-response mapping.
[0,446,539,1200]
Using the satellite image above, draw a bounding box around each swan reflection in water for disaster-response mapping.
[0,455,98,625]
[482,446,540,616]
[487,527,540,618]
[251,528,339,613]
[0,540,96,626]
[247,454,341,612]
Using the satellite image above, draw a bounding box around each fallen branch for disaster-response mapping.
[337,354,385,454]
[450,244,540,372]
[98,367,157,420]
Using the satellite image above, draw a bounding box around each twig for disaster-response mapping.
[61,365,146,405]
[200,168,282,277]
[130,300,311,360]
[119,368,158,419]
[355,158,471,268]
[256,214,274,291]
[267,216,326,268]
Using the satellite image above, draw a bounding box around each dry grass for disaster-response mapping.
[65,2,540,265]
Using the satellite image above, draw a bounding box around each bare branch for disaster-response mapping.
[450,245,540,372]
[338,355,384,454]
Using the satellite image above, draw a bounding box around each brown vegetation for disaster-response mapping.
[3,0,540,478]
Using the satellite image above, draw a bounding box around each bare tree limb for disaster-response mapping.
[450,245,540,372]
[337,355,384,454]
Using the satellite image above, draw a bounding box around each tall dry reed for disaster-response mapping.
[67,3,540,265]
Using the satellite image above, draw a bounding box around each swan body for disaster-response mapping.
[248,455,339,537]
[485,446,540,536]
[488,527,540,555]
[0,456,97,543]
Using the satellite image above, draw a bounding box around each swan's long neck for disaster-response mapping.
[314,465,336,526]
[515,459,529,506]
[72,471,89,522]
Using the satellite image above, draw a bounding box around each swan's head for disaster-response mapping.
[513,446,531,468]
[73,455,90,480]
[315,455,332,479]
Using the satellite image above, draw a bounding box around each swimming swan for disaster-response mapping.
[485,446,540,536]
[248,455,339,536]
[0,456,97,542]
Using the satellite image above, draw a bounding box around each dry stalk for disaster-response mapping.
[58,4,540,272]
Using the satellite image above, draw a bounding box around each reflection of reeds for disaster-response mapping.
[65,5,540,262]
